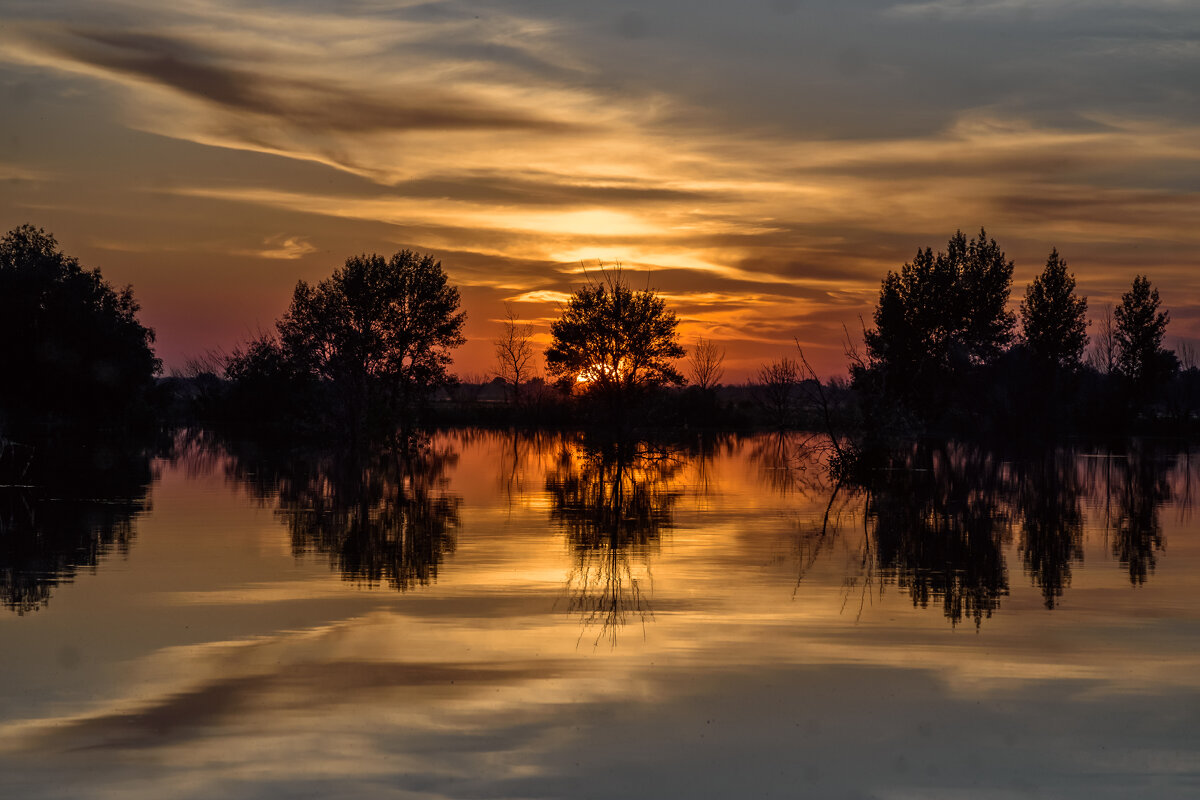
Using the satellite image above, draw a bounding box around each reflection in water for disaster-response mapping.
[868,444,1010,627]
[226,439,461,591]
[1101,446,1172,585]
[778,440,1191,627]
[1015,450,1084,609]
[545,438,682,644]
[0,439,153,614]
[2,431,1200,799]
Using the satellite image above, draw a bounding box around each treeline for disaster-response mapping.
[847,229,1191,440]
[2,223,1196,449]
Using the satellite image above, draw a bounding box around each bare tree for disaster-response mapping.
[687,336,726,390]
[1087,303,1117,374]
[1177,338,1197,372]
[493,303,536,402]
[757,357,798,429]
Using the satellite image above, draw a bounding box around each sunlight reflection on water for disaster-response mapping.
[1,430,1198,798]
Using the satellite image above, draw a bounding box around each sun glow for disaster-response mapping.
[576,359,626,384]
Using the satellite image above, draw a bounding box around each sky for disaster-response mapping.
[1,0,1199,379]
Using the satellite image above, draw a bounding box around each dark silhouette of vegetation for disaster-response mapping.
[1088,304,1119,375]
[756,357,799,429]
[857,229,1014,419]
[1020,248,1089,372]
[493,303,537,403]
[221,250,465,440]
[1115,275,1177,408]
[0,225,159,433]
[687,337,726,391]
[545,270,684,429]
[844,230,1185,443]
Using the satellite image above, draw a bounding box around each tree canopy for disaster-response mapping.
[227,249,465,436]
[860,229,1014,408]
[1114,275,1174,392]
[1020,248,1089,371]
[0,224,159,431]
[544,271,685,399]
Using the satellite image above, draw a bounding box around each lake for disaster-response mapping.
[2,430,1198,798]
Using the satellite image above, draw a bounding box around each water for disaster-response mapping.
[1,431,1198,798]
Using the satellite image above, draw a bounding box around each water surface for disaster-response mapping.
[2,431,1198,798]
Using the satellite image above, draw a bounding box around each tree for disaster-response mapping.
[1020,248,1088,371]
[544,271,685,401]
[860,229,1014,410]
[757,357,798,429]
[1087,304,1118,374]
[0,224,159,430]
[273,250,465,435]
[493,303,536,402]
[1114,275,1175,392]
[687,337,726,390]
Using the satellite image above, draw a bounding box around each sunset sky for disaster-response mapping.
[2,0,1198,379]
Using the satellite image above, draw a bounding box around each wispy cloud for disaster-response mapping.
[1,0,1199,375]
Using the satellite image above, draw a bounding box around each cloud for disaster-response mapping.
[3,0,1200,377]
[242,235,319,260]
[509,290,572,304]
[27,27,573,135]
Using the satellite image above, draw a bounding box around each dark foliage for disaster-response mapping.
[1020,248,1089,372]
[0,225,159,432]
[545,271,685,427]
[222,250,465,439]
[1115,275,1176,406]
[858,229,1014,417]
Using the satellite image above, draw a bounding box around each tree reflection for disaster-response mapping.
[867,444,1011,627]
[0,438,154,614]
[776,437,1187,627]
[1014,450,1084,608]
[227,440,460,591]
[1101,446,1171,585]
[545,438,682,645]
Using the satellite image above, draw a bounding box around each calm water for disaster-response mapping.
[2,431,1199,799]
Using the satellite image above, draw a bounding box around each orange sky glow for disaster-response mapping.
[2,0,1199,380]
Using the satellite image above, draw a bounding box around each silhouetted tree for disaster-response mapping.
[0,225,159,431]
[757,357,799,429]
[493,302,537,402]
[1087,304,1118,374]
[544,270,684,421]
[1020,248,1088,372]
[222,331,315,432]
[687,337,726,390]
[1114,275,1176,402]
[858,229,1014,415]
[232,250,465,438]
